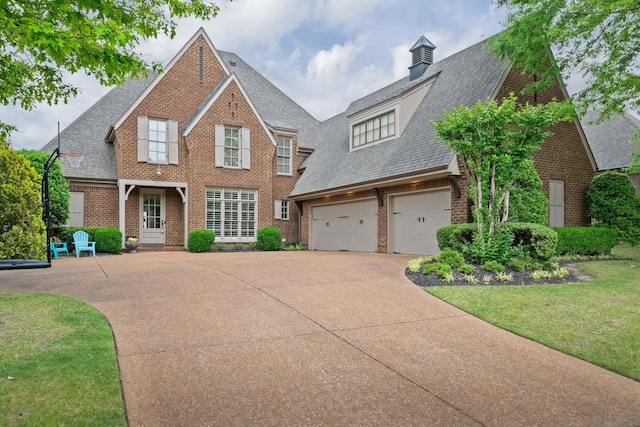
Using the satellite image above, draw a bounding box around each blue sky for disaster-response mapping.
[1,0,542,149]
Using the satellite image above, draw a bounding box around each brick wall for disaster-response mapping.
[495,67,595,226]
[272,132,305,243]
[68,184,119,227]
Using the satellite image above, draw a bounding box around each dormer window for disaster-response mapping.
[352,110,395,148]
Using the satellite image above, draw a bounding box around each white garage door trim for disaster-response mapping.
[388,188,451,255]
[310,198,378,252]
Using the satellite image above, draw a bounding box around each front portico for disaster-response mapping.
[118,179,188,249]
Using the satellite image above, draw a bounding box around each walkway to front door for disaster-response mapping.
[1,252,638,425]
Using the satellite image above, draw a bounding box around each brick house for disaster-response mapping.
[581,110,640,197]
[43,29,596,254]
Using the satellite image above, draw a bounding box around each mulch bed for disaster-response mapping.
[406,262,592,287]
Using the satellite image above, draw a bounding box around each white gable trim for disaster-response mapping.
[183,73,276,146]
[112,28,230,130]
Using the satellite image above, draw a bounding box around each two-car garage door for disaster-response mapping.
[310,189,451,254]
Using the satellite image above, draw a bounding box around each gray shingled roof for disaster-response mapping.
[581,109,640,171]
[182,75,230,134]
[42,73,157,180]
[218,51,320,149]
[291,38,509,197]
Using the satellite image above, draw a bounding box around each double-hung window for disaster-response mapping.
[137,116,178,164]
[224,127,240,167]
[206,188,257,240]
[352,110,395,148]
[275,200,289,220]
[277,137,292,175]
[148,119,167,163]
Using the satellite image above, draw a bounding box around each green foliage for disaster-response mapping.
[459,263,475,274]
[506,222,558,261]
[0,0,220,133]
[94,227,122,254]
[489,1,640,148]
[286,243,304,251]
[216,242,226,251]
[587,172,640,245]
[554,227,618,255]
[55,226,99,250]
[17,150,70,225]
[463,229,517,265]
[436,223,477,253]
[422,262,452,279]
[233,243,243,251]
[432,94,572,235]
[257,227,282,251]
[436,248,465,269]
[507,159,548,224]
[507,256,526,272]
[482,260,505,273]
[187,229,215,253]
[0,137,46,259]
[407,258,423,273]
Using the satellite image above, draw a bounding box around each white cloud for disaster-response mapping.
[307,33,369,78]
[314,0,389,28]
[289,48,301,63]
[391,42,413,80]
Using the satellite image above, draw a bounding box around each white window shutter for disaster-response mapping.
[241,127,251,169]
[214,125,224,167]
[274,200,282,220]
[168,120,179,165]
[137,116,149,162]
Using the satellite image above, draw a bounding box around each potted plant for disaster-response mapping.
[125,236,140,253]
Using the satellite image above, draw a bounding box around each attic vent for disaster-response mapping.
[229,60,237,67]
[199,47,204,82]
[409,35,436,81]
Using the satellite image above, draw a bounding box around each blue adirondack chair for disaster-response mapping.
[73,231,96,257]
[50,241,70,259]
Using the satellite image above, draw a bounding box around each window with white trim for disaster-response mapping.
[277,137,292,175]
[148,119,167,163]
[275,200,289,220]
[352,110,395,148]
[206,188,257,240]
[224,127,240,167]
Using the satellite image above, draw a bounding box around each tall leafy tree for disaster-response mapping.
[0,136,46,259]
[432,94,572,235]
[18,149,70,226]
[0,0,219,133]
[489,0,640,170]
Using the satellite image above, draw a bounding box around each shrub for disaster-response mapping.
[423,262,452,279]
[553,226,618,255]
[436,223,477,252]
[94,227,122,254]
[587,171,640,245]
[459,263,475,274]
[507,159,549,225]
[507,256,526,272]
[482,260,504,273]
[233,243,243,250]
[505,222,558,261]
[257,227,282,251]
[463,228,516,264]
[436,248,465,269]
[216,242,226,251]
[407,258,423,273]
[188,229,215,253]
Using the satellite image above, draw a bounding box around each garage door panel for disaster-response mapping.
[311,200,378,252]
[390,190,451,255]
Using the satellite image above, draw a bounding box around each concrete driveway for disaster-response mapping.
[1,251,639,426]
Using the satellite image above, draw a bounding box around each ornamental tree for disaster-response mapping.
[489,0,640,171]
[18,149,70,226]
[0,0,219,134]
[0,136,46,259]
[432,94,572,235]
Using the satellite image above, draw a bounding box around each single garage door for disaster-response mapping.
[389,189,451,255]
[310,199,378,252]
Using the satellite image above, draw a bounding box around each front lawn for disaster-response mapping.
[0,292,126,426]
[426,245,640,380]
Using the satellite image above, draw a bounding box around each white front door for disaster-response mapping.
[389,189,451,255]
[140,189,165,244]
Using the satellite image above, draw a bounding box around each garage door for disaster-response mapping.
[310,199,378,252]
[389,190,451,255]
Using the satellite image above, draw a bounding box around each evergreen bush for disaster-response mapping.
[436,223,477,253]
[188,229,215,253]
[56,227,100,250]
[436,248,465,269]
[257,227,282,251]
[95,227,122,254]
[554,226,618,255]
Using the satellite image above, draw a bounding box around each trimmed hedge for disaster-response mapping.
[95,227,122,254]
[437,222,557,261]
[257,227,282,251]
[553,226,617,255]
[188,229,215,253]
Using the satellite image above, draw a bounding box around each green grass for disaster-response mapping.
[426,245,640,380]
[0,292,126,426]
